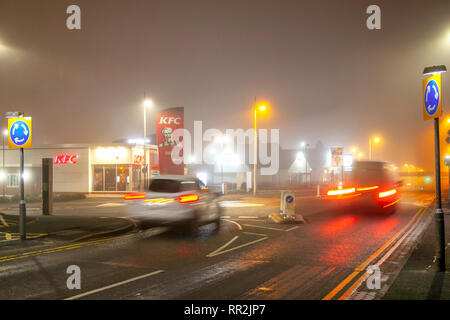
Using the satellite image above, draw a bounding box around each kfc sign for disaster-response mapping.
[156,107,184,175]
[159,117,181,125]
[54,154,79,164]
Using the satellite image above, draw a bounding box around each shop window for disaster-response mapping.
[7,174,19,188]
[93,166,103,191]
[117,166,129,191]
[104,166,116,191]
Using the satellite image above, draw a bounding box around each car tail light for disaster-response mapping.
[327,187,356,196]
[357,185,379,191]
[378,189,397,198]
[124,192,146,200]
[178,194,199,203]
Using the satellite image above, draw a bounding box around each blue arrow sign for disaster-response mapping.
[424,79,440,117]
[10,120,30,146]
[286,195,294,204]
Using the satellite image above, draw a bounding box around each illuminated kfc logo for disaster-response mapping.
[159,117,181,125]
[54,154,79,164]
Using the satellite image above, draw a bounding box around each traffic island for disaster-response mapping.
[268,191,305,224]
[0,213,136,247]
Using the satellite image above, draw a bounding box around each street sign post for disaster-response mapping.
[6,115,32,240]
[423,74,442,120]
[422,67,446,271]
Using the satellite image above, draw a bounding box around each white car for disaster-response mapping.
[124,175,222,234]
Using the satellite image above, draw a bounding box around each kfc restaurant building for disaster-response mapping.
[0,143,158,195]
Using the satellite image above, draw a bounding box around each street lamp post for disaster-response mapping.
[253,100,258,195]
[2,129,6,197]
[252,99,268,195]
[369,136,380,160]
[301,142,309,184]
[143,96,153,190]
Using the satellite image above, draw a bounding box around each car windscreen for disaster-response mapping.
[149,179,181,193]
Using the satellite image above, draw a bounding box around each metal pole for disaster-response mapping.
[2,134,5,197]
[221,138,224,190]
[19,147,26,240]
[253,98,257,196]
[304,145,307,185]
[433,118,446,271]
[143,93,147,190]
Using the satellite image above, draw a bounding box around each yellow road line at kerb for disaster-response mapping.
[322,207,424,300]
[0,214,9,227]
[337,208,427,300]
[0,237,114,263]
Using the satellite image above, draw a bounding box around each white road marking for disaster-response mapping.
[285,226,300,232]
[207,236,239,257]
[64,269,164,300]
[243,232,267,236]
[219,201,264,208]
[96,203,125,207]
[237,216,259,219]
[222,219,243,230]
[207,237,268,257]
[242,224,287,231]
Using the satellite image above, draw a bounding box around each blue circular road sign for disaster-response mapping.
[286,195,294,204]
[424,79,440,116]
[10,120,30,146]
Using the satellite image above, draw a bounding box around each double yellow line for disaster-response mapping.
[322,207,426,300]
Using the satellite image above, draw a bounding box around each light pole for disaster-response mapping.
[301,141,309,184]
[253,100,267,195]
[369,136,380,160]
[143,96,153,190]
[2,129,6,196]
[423,64,447,271]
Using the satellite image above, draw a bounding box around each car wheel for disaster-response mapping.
[212,203,222,232]
[185,215,199,236]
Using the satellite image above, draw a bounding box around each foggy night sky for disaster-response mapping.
[1,0,450,170]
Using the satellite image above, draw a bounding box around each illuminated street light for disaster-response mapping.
[144,99,153,108]
[369,136,381,160]
[423,65,447,76]
[142,95,154,189]
[253,100,269,195]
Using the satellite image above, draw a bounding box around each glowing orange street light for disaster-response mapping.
[253,100,270,195]
[369,136,381,160]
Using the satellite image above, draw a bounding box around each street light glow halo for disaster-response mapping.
[143,99,153,108]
